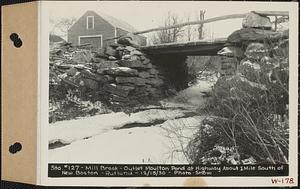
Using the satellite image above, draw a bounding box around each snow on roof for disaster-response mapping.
[94,10,137,33]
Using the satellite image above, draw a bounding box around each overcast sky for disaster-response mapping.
[46,1,291,41]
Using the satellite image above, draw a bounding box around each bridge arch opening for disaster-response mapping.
[149,54,189,91]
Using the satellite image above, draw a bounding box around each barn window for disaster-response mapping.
[86,16,94,29]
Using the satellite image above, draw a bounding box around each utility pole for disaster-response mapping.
[198,10,206,40]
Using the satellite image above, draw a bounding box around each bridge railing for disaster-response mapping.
[104,11,288,43]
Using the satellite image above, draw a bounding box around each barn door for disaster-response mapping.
[79,35,102,49]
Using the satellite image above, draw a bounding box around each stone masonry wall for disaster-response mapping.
[49,41,170,110]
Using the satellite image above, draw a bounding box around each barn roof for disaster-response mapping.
[49,34,66,43]
[93,10,137,32]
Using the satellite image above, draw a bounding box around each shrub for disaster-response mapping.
[187,38,289,164]
[49,89,111,123]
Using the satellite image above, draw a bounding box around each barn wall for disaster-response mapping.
[116,27,128,37]
[68,11,115,48]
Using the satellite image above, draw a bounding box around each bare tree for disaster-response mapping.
[50,17,77,37]
[197,10,206,40]
[152,12,184,44]
[272,16,289,31]
[185,14,192,41]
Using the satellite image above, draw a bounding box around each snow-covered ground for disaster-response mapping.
[49,109,190,145]
[48,76,216,164]
[163,78,216,108]
[49,116,205,164]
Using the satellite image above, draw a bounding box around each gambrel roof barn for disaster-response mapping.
[68,10,146,49]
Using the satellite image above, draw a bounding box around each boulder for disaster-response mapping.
[80,69,106,82]
[103,83,135,97]
[145,78,164,87]
[122,54,131,59]
[116,46,125,51]
[242,12,272,30]
[132,86,150,98]
[66,67,78,76]
[117,33,145,48]
[73,64,90,70]
[142,57,151,64]
[117,35,140,48]
[108,56,117,60]
[238,59,262,82]
[217,46,244,58]
[227,28,288,44]
[100,75,114,83]
[149,68,159,75]
[111,94,129,102]
[129,55,140,61]
[244,42,269,60]
[72,50,92,63]
[104,67,139,77]
[138,71,151,78]
[96,61,118,74]
[109,43,121,48]
[91,57,105,63]
[217,57,238,76]
[115,46,125,58]
[96,60,119,68]
[93,49,109,59]
[104,46,118,57]
[124,46,136,52]
[272,39,289,58]
[260,56,274,66]
[119,59,152,69]
[130,49,143,56]
[147,87,163,98]
[96,69,105,74]
[82,78,99,90]
[213,74,267,103]
[115,77,147,86]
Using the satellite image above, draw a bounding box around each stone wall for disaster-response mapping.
[216,11,288,75]
[49,41,170,109]
[96,45,168,107]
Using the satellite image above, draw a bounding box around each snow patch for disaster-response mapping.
[49,116,204,164]
[49,109,189,144]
